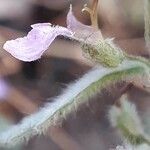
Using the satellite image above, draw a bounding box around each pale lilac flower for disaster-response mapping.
[67,6,102,44]
[3,23,73,61]
[3,6,102,62]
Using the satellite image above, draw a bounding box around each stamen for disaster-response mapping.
[82,4,93,14]
[82,0,99,29]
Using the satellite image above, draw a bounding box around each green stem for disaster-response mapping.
[117,118,150,145]
[124,53,150,68]
[110,97,150,146]
[144,0,150,53]
[0,60,146,147]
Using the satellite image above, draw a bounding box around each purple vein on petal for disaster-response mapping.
[3,23,73,62]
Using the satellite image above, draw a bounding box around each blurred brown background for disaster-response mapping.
[0,0,149,150]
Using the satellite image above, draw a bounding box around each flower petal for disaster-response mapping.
[3,23,73,61]
[67,5,103,44]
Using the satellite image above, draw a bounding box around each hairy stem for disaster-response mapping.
[109,96,150,145]
[124,53,150,68]
[144,0,150,54]
[0,60,148,147]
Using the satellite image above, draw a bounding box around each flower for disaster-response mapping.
[3,6,102,62]
[67,5,103,44]
[3,24,73,62]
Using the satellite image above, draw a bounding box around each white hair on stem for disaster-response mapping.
[113,143,150,150]
[0,59,149,147]
[109,95,150,146]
